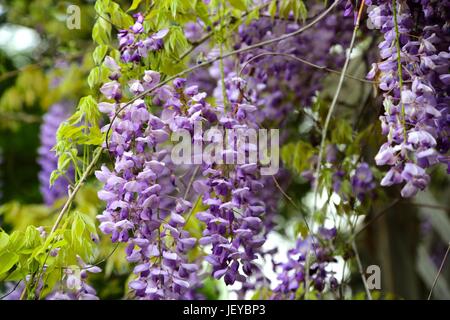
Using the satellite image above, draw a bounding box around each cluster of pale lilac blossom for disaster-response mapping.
[186,2,354,117]
[234,1,354,116]
[38,102,73,206]
[367,0,449,197]
[192,77,268,286]
[95,13,208,300]
[192,4,357,285]
[94,9,283,298]
[187,3,358,292]
[272,227,339,299]
[47,257,100,300]
[97,70,203,299]
[2,240,99,300]
[97,69,271,297]
[92,0,448,299]
[301,144,376,201]
[193,2,367,205]
[118,13,168,63]
[98,64,274,299]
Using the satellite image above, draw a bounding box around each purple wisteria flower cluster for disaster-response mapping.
[234,2,355,116]
[192,78,268,286]
[272,227,338,299]
[91,1,447,300]
[97,57,275,298]
[301,143,376,201]
[202,1,365,206]
[47,256,101,300]
[187,2,354,118]
[118,13,168,63]
[188,4,359,290]
[351,162,376,201]
[187,5,357,286]
[97,72,204,299]
[95,7,286,297]
[38,101,73,206]
[95,13,215,298]
[367,0,450,197]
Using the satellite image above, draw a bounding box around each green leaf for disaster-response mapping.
[170,0,178,18]
[7,231,25,252]
[51,239,68,250]
[228,0,247,11]
[72,214,86,243]
[92,18,111,45]
[184,196,206,239]
[198,277,221,300]
[24,226,42,249]
[84,126,103,146]
[95,0,110,15]
[279,0,291,18]
[299,1,308,22]
[331,120,353,144]
[196,1,212,26]
[340,180,352,198]
[6,268,26,282]
[166,26,188,58]
[245,7,260,25]
[111,10,134,29]
[0,252,19,276]
[127,0,143,12]
[88,67,101,89]
[78,212,97,235]
[93,45,109,65]
[281,140,315,174]
[0,231,9,251]
[78,95,100,125]
[268,0,277,18]
[294,221,309,238]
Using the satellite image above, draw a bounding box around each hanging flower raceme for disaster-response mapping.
[233,1,354,116]
[146,73,271,287]
[96,52,204,299]
[187,76,268,286]
[350,162,376,201]
[367,0,449,197]
[300,143,377,202]
[118,13,169,63]
[271,227,339,299]
[38,101,74,206]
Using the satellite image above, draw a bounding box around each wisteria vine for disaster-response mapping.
[1,0,448,301]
